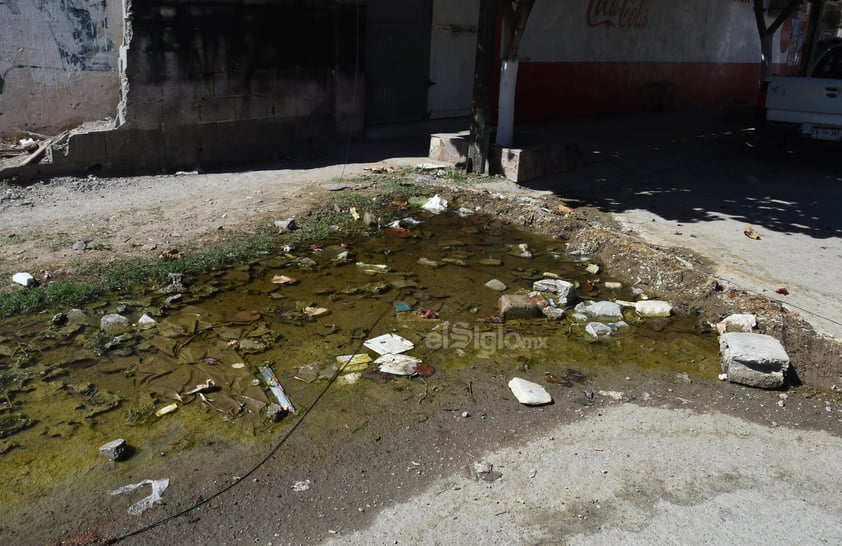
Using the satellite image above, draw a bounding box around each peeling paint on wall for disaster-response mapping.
[0,0,113,92]
[0,0,120,136]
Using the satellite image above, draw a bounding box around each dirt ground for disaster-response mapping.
[2,155,842,545]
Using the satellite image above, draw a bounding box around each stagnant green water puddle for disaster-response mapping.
[0,208,720,534]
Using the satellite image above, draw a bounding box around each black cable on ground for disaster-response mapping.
[110,297,392,543]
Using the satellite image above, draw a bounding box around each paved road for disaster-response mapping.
[519,110,842,339]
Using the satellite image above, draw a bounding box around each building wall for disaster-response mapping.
[55,0,366,174]
[0,0,122,138]
[512,0,810,121]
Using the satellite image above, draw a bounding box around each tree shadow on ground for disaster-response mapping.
[519,112,842,241]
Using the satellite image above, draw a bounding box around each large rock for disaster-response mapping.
[498,294,541,319]
[720,332,790,389]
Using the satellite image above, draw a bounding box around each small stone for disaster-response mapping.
[417,257,442,268]
[99,438,129,461]
[542,306,565,321]
[137,314,157,329]
[461,411,471,418]
[238,339,267,354]
[479,258,503,266]
[66,309,88,323]
[100,314,130,335]
[72,240,88,251]
[485,279,507,291]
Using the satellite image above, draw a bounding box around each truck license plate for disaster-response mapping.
[810,127,842,141]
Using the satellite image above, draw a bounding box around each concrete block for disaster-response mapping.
[532,279,576,305]
[720,332,790,389]
[429,132,469,164]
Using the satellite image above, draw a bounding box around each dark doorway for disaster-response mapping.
[365,0,432,125]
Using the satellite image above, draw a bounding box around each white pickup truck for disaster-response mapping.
[765,45,842,141]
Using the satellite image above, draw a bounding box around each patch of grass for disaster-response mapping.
[289,208,357,246]
[0,281,102,317]
[44,282,102,307]
[0,289,46,316]
[0,230,282,317]
[46,232,75,252]
[334,191,375,210]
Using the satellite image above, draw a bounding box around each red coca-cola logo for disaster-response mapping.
[587,0,650,29]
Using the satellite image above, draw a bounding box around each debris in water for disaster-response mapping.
[375,353,423,376]
[271,274,297,285]
[384,227,413,238]
[155,403,178,417]
[224,310,261,323]
[421,308,439,319]
[260,365,296,414]
[364,333,414,355]
[421,194,448,214]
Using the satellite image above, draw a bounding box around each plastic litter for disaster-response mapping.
[393,301,412,313]
[421,194,448,214]
[364,333,414,355]
[260,365,296,414]
[514,243,532,258]
[508,377,552,405]
[336,353,372,371]
[108,478,170,515]
[12,272,35,287]
[155,403,178,417]
[375,353,423,376]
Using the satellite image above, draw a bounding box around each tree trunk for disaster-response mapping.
[494,0,534,148]
[760,32,774,82]
[468,0,499,174]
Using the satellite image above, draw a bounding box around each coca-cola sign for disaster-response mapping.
[587,0,650,29]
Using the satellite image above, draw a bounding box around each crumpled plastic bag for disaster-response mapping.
[421,194,448,214]
[108,478,170,515]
